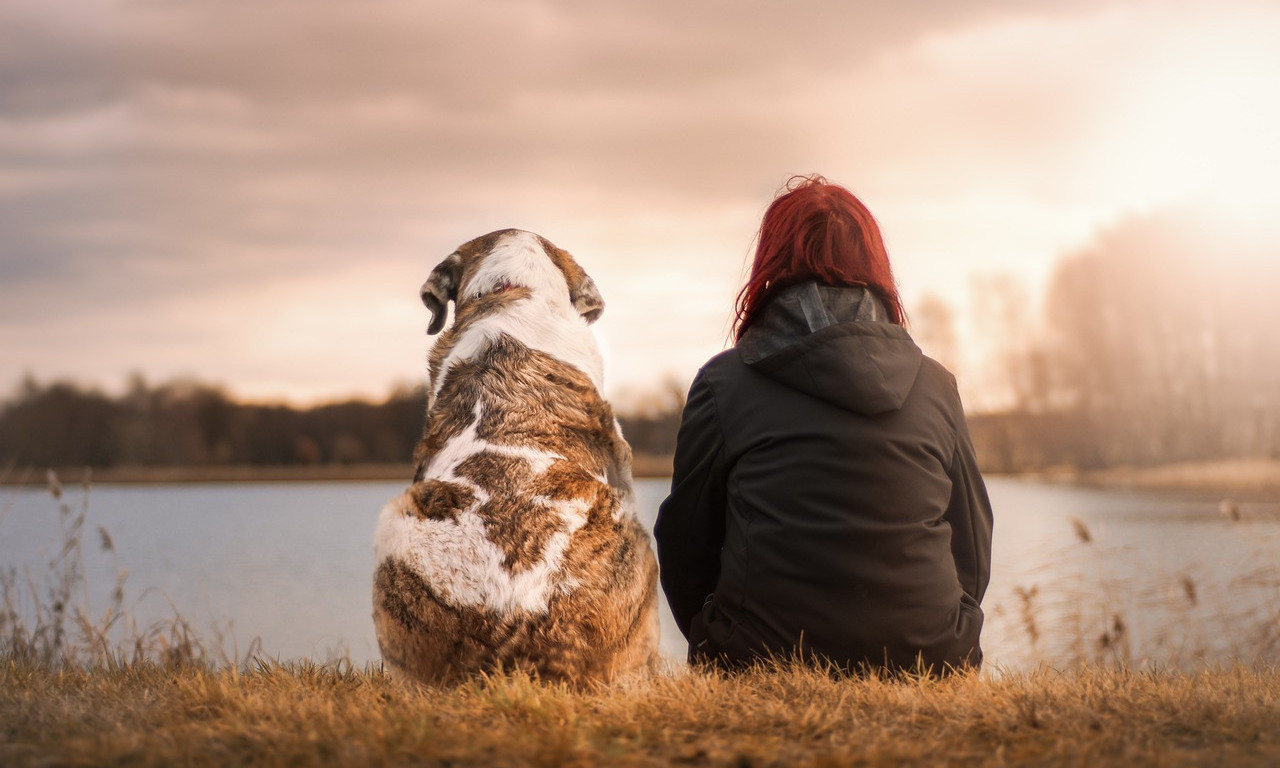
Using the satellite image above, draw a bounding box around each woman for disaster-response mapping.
[654,175,993,675]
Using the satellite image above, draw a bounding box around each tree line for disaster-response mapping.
[962,209,1280,472]
[0,374,683,473]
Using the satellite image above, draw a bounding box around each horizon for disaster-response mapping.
[3,1,1279,410]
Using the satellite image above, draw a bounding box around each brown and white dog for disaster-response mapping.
[372,229,659,685]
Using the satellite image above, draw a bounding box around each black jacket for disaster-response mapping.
[654,282,993,673]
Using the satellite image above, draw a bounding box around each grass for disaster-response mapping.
[3,659,1280,766]
[5,471,1280,766]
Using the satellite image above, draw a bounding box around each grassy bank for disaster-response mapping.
[3,659,1280,767]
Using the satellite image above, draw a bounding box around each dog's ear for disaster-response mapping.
[421,253,462,335]
[538,235,605,325]
[571,275,604,324]
[535,238,604,325]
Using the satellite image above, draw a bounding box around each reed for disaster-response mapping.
[0,470,255,670]
[987,511,1280,670]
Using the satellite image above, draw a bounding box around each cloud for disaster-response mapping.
[2,0,1276,402]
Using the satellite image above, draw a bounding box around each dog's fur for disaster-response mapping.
[372,229,659,685]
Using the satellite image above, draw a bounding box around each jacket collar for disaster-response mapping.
[738,282,888,365]
[736,281,922,415]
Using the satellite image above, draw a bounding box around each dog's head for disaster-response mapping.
[420,229,604,335]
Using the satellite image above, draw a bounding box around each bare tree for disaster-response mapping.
[1042,210,1280,467]
[969,273,1050,413]
[911,293,960,376]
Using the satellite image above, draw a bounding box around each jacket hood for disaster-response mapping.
[737,282,922,415]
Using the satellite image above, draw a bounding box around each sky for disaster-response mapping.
[2,0,1278,408]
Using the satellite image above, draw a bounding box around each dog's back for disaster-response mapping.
[372,230,659,685]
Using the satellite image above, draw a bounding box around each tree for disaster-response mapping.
[1042,210,1280,466]
[911,293,960,376]
[969,273,1050,413]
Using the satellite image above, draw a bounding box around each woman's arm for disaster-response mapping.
[653,370,730,638]
[944,415,994,603]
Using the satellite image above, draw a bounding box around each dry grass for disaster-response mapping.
[3,658,1280,767]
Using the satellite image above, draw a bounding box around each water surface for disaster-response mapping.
[2,477,1277,669]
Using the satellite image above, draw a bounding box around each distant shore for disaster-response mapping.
[1009,458,1280,501]
[1,454,678,487]
[5,457,1278,499]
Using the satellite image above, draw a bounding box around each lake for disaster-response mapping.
[3,477,1279,670]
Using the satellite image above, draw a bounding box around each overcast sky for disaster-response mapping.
[2,0,1277,407]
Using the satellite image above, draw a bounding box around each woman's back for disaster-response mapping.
[656,282,989,672]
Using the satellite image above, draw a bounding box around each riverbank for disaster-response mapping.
[1,463,416,486]
[1013,459,1280,501]
[3,659,1278,767]
[5,457,1277,500]
[0,454,678,486]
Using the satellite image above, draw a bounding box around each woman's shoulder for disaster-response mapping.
[912,355,971,440]
[682,349,753,404]
[695,347,768,391]
[916,354,959,392]
[700,348,742,374]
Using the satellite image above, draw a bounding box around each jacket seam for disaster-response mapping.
[944,366,981,601]
[687,371,729,617]
[946,437,981,599]
[706,365,750,614]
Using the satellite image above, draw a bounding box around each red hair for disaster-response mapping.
[733,175,905,340]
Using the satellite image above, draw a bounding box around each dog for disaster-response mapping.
[372,229,660,685]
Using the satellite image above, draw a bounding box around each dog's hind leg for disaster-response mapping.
[372,559,467,685]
